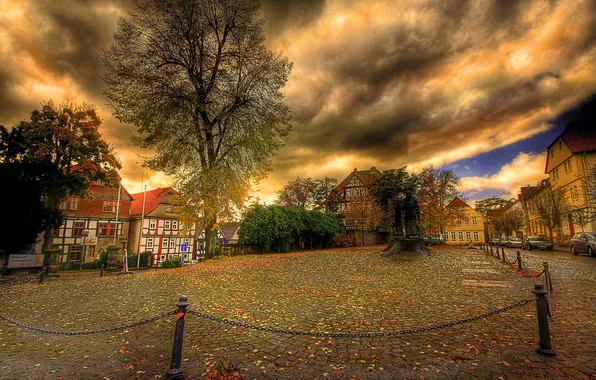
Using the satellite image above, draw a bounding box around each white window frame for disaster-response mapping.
[146,238,154,249]
[169,238,175,247]
[458,232,464,241]
[165,220,171,230]
[172,220,178,231]
[473,231,479,241]
[160,255,165,262]
[444,232,449,241]
[162,239,168,248]
[472,217,477,225]
[466,232,471,240]
[70,198,79,210]
[165,205,172,212]
[149,219,156,229]
[451,232,456,241]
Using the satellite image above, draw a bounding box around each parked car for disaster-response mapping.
[570,232,596,257]
[490,237,501,246]
[522,236,552,251]
[506,236,523,248]
[423,234,445,245]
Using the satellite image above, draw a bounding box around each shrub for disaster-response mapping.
[332,232,358,248]
[81,260,101,270]
[162,257,182,269]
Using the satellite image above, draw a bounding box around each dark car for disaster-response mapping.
[522,236,552,251]
[570,232,596,257]
[423,234,444,245]
[506,236,523,248]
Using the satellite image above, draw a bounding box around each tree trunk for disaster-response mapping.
[204,217,218,260]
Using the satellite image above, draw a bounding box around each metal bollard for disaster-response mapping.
[100,264,104,278]
[533,283,555,356]
[39,267,46,284]
[517,251,522,271]
[490,245,493,254]
[501,247,506,261]
[165,296,190,380]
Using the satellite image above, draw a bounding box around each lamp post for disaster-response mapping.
[120,237,129,274]
[79,229,90,270]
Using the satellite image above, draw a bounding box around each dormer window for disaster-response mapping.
[165,205,172,212]
[558,141,562,150]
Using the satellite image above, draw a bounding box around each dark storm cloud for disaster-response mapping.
[260,0,326,36]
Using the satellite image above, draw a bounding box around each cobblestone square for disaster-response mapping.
[1,246,595,379]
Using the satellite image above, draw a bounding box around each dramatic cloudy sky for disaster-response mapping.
[1,0,595,204]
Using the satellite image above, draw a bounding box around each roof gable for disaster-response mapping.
[335,167,381,195]
[130,187,177,216]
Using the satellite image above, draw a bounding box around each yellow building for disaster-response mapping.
[443,197,486,245]
[519,179,558,239]
[545,121,596,240]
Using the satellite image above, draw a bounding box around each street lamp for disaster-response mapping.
[79,229,90,270]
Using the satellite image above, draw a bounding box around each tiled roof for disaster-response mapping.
[219,222,241,241]
[335,167,381,195]
[130,187,177,216]
[447,197,469,208]
[548,121,596,153]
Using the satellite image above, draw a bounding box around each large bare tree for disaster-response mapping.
[104,0,292,259]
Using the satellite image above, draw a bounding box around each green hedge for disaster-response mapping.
[238,205,342,253]
[162,257,182,269]
[126,251,152,268]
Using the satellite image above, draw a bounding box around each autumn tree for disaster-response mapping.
[313,177,340,213]
[104,0,292,259]
[343,191,384,246]
[532,184,566,246]
[416,165,462,239]
[276,177,317,209]
[475,197,512,221]
[0,102,120,270]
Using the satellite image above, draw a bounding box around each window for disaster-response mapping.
[69,245,82,261]
[98,223,116,237]
[169,238,175,247]
[466,232,471,240]
[103,201,117,213]
[184,237,190,244]
[558,141,562,150]
[146,238,154,248]
[550,149,554,158]
[165,205,172,212]
[451,232,456,241]
[444,232,449,241]
[162,239,168,248]
[160,255,165,262]
[571,185,579,201]
[149,219,156,229]
[553,168,559,181]
[473,231,479,241]
[73,222,85,236]
[172,221,178,231]
[59,201,67,210]
[458,232,464,241]
[472,217,477,225]
[70,198,79,210]
[564,160,572,173]
[165,220,171,230]
[464,218,470,225]
[456,219,462,226]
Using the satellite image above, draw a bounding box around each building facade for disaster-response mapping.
[127,187,197,265]
[545,121,596,240]
[52,180,133,263]
[443,197,486,244]
[333,167,381,224]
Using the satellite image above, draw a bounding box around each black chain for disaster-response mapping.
[0,310,176,335]
[188,299,533,338]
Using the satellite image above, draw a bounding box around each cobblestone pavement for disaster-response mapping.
[0,246,595,379]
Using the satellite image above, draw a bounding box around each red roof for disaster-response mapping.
[447,197,469,208]
[130,187,177,216]
[548,121,596,153]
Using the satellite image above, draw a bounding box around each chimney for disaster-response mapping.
[353,167,358,172]
[370,166,377,171]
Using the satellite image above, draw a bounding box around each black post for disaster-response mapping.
[39,266,46,284]
[490,245,493,254]
[100,263,104,278]
[517,251,522,271]
[501,247,506,261]
[165,296,190,380]
[533,283,555,356]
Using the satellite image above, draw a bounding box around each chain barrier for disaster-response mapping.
[188,299,533,338]
[0,310,176,335]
